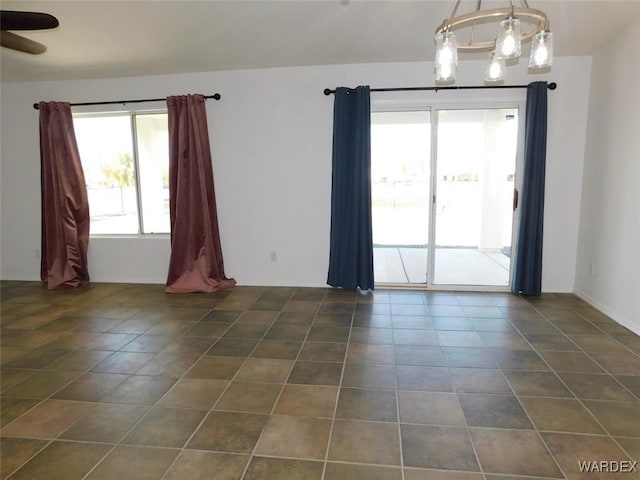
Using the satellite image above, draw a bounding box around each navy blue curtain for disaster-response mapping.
[512,81,548,296]
[327,86,374,291]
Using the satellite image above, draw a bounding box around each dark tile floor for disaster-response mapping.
[1,281,639,479]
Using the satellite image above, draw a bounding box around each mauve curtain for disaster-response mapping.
[165,94,235,293]
[512,81,548,296]
[327,86,374,291]
[39,102,90,289]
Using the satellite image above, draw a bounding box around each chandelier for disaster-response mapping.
[434,0,553,83]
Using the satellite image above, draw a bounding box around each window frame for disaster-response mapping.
[73,108,170,238]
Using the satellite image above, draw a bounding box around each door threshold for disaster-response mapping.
[375,283,512,293]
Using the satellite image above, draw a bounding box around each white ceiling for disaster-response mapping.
[1,0,639,83]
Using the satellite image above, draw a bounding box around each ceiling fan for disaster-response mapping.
[1,10,59,54]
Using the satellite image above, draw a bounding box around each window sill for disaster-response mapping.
[89,234,170,239]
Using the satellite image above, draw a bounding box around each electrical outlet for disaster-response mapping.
[270,251,277,262]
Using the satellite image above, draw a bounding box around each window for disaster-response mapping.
[73,112,170,235]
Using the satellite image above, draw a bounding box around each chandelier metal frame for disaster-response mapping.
[433,0,553,83]
[435,6,549,52]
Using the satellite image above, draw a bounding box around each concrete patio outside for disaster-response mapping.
[374,246,511,287]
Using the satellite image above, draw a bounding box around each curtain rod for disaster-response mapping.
[323,82,557,95]
[32,93,221,110]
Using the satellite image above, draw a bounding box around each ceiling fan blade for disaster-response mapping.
[1,10,59,30]
[1,31,46,54]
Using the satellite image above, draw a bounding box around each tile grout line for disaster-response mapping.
[231,288,319,480]
[320,291,358,480]
[167,292,284,480]
[69,303,198,479]
[507,294,632,479]
[2,285,638,479]
[520,295,640,457]
[245,293,320,477]
[439,293,487,480]
[81,294,239,480]
[503,297,586,479]
[392,294,411,480]
[1,299,144,479]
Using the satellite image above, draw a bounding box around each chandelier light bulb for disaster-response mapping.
[435,30,458,66]
[439,45,454,65]
[496,17,522,59]
[434,30,458,82]
[529,30,553,68]
[436,62,455,82]
[485,51,505,82]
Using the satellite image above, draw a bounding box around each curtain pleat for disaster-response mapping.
[327,86,374,291]
[39,102,90,289]
[512,81,548,296]
[165,94,235,293]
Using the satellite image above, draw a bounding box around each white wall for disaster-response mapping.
[1,58,590,290]
[574,18,640,334]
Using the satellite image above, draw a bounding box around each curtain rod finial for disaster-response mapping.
[213,93,221,100]
[548,82,557,90]
[324,88,333,96]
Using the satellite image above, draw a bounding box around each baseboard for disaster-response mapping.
[573,288,639,336]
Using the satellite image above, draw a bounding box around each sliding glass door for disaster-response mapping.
[371,111,431,284]
[371,106,521,289]
[432,108,518,287]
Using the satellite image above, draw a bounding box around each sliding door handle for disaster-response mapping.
[513,188,519,211]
